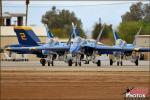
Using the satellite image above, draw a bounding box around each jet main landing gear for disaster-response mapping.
[135,58,139,66]
[110,59,113,66]
[97,60,101,67]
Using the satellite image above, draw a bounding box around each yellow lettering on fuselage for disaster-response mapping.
[20,33,27,40]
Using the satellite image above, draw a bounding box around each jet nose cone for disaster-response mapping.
[70,43,80,54]
[69,49,73,54]
[70,46,75,54]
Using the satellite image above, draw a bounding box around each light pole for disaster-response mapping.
[0,0,2,26]
[25,0,30,26]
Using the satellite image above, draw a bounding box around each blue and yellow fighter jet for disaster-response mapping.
[68,24,150,66]
[108,28,150,66]
[5,26,70,66]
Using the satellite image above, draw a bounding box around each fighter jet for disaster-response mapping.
[109,27,150,66]
[5,26,70,66]
[67,23,113,66]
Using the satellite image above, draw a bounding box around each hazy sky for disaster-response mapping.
[3,1,149,33]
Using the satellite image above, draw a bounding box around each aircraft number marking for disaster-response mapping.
[20,33,27,40]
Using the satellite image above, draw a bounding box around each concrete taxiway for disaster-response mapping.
[1,60,149,71]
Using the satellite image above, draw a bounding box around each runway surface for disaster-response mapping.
[1,61,150,100]
[1,60,150,71]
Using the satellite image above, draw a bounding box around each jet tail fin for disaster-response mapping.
[113,31,119,41]
[67,22,80,44]
[14,26,41,46]
[133,26,142,45]
[45,24,54,39]
[95,24,105,45]
[71,22,80,38]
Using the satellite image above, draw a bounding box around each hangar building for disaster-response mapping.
[135,35,150,60]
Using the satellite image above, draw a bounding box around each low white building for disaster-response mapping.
[135,35,150,47]
[135,35,150,60]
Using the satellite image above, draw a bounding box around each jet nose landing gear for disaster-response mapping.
[68,59,73,66]
[116,61,123,66]
[47,61,54,66]
[135,59,139,66]
[40,58,46,66]
[40,54,56,66]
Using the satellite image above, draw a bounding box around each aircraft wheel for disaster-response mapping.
[42,63,45,66]
[75,62,78,66]
[117,61,119,66]
[120,61,123,66]
[51,61,54,66]
[68,59,72,66]
[135,59,138,66]
[80,54,84,60]
[48,62,50,66]
[97,60,101,67]
[85,60,89,64]
[52,54,57,60]
[110,59,113,66]
[79,62,81,66]
[40,59,46,66]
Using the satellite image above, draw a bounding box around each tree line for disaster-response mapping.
[42,6,85,38]
[42,2,150,43]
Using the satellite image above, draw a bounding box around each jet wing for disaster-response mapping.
[132,47,150,52]
[95,45,150,53]
[94,45,127,54]
[6,45,70,52]
[83,44,150,54]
